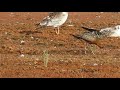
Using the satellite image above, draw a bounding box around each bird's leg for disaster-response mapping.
[84,42,88,55]
[84,42,95,55]
[56,26,60,35]
[89,45,95,55]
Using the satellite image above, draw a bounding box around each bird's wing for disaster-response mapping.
[81,26,100,32]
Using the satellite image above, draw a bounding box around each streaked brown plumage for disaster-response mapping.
[71,25,120,54]
[71,30,104,48]
[71,26,107,54]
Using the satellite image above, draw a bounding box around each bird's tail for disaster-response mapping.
[35,22,46,30]
[70,34,82,39]
[40,16,50,26]
[40,21,48,26]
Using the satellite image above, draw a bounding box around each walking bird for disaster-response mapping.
[71,25,120,54]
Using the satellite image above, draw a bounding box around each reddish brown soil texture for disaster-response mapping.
[1,12,120,78]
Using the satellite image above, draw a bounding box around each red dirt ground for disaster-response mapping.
[1,12,120,78]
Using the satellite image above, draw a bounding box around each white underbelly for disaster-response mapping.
[110,30,120,37]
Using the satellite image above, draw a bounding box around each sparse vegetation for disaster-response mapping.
[1,12,120,78]
[42,50,49,67]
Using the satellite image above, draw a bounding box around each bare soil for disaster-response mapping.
[1,12,120,78]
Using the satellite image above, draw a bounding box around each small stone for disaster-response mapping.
[34,61,38,64]
[50,40,53,41]
[10,13,14,15]
[89,21,92,23]
[29,63,32,65]
[60,60,64,62]
[16,22,19,24]
[83,63,86,65]
[36,38,39,40]
[31,36,34,39]
[74,51,77,53]
[20,54,25,57]
[96,16,101,18]
[67,24,74,27]
[35,58,39,61]
[5,32,8,35]
[20,40,25,44]
[61,69,66,72]
[93,63,98,66]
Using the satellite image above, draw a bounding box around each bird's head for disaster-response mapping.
[115,25,120,30]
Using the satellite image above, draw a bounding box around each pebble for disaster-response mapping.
[5,32,8,35]
[31,36,34,39]
[20,40,25,44]
[34,61,38,64]
[54,46,57,48]
[96,16,101,18]
[83,63,86,65]
[67,24,74,27]
[20,54,25,57]
[16,22,19,24]
[74,51,77,53]
[10,13,14,15]
[93,63,98,66]
[50,40,53,42]
[35,58,39,61]
[60,60,64,62]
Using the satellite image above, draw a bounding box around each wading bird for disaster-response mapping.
[71,25,120,54]
[38,12,68,35]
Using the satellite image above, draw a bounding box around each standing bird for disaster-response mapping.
[71,25,120,54]
[39,12,68,35]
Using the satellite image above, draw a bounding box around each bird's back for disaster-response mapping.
[40,12,68,27]
[71,31,104,48]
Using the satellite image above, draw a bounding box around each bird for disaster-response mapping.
[71,25,120,54]
[99,25,120,37]
[71,31,103,55]
[38,12,68,35]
